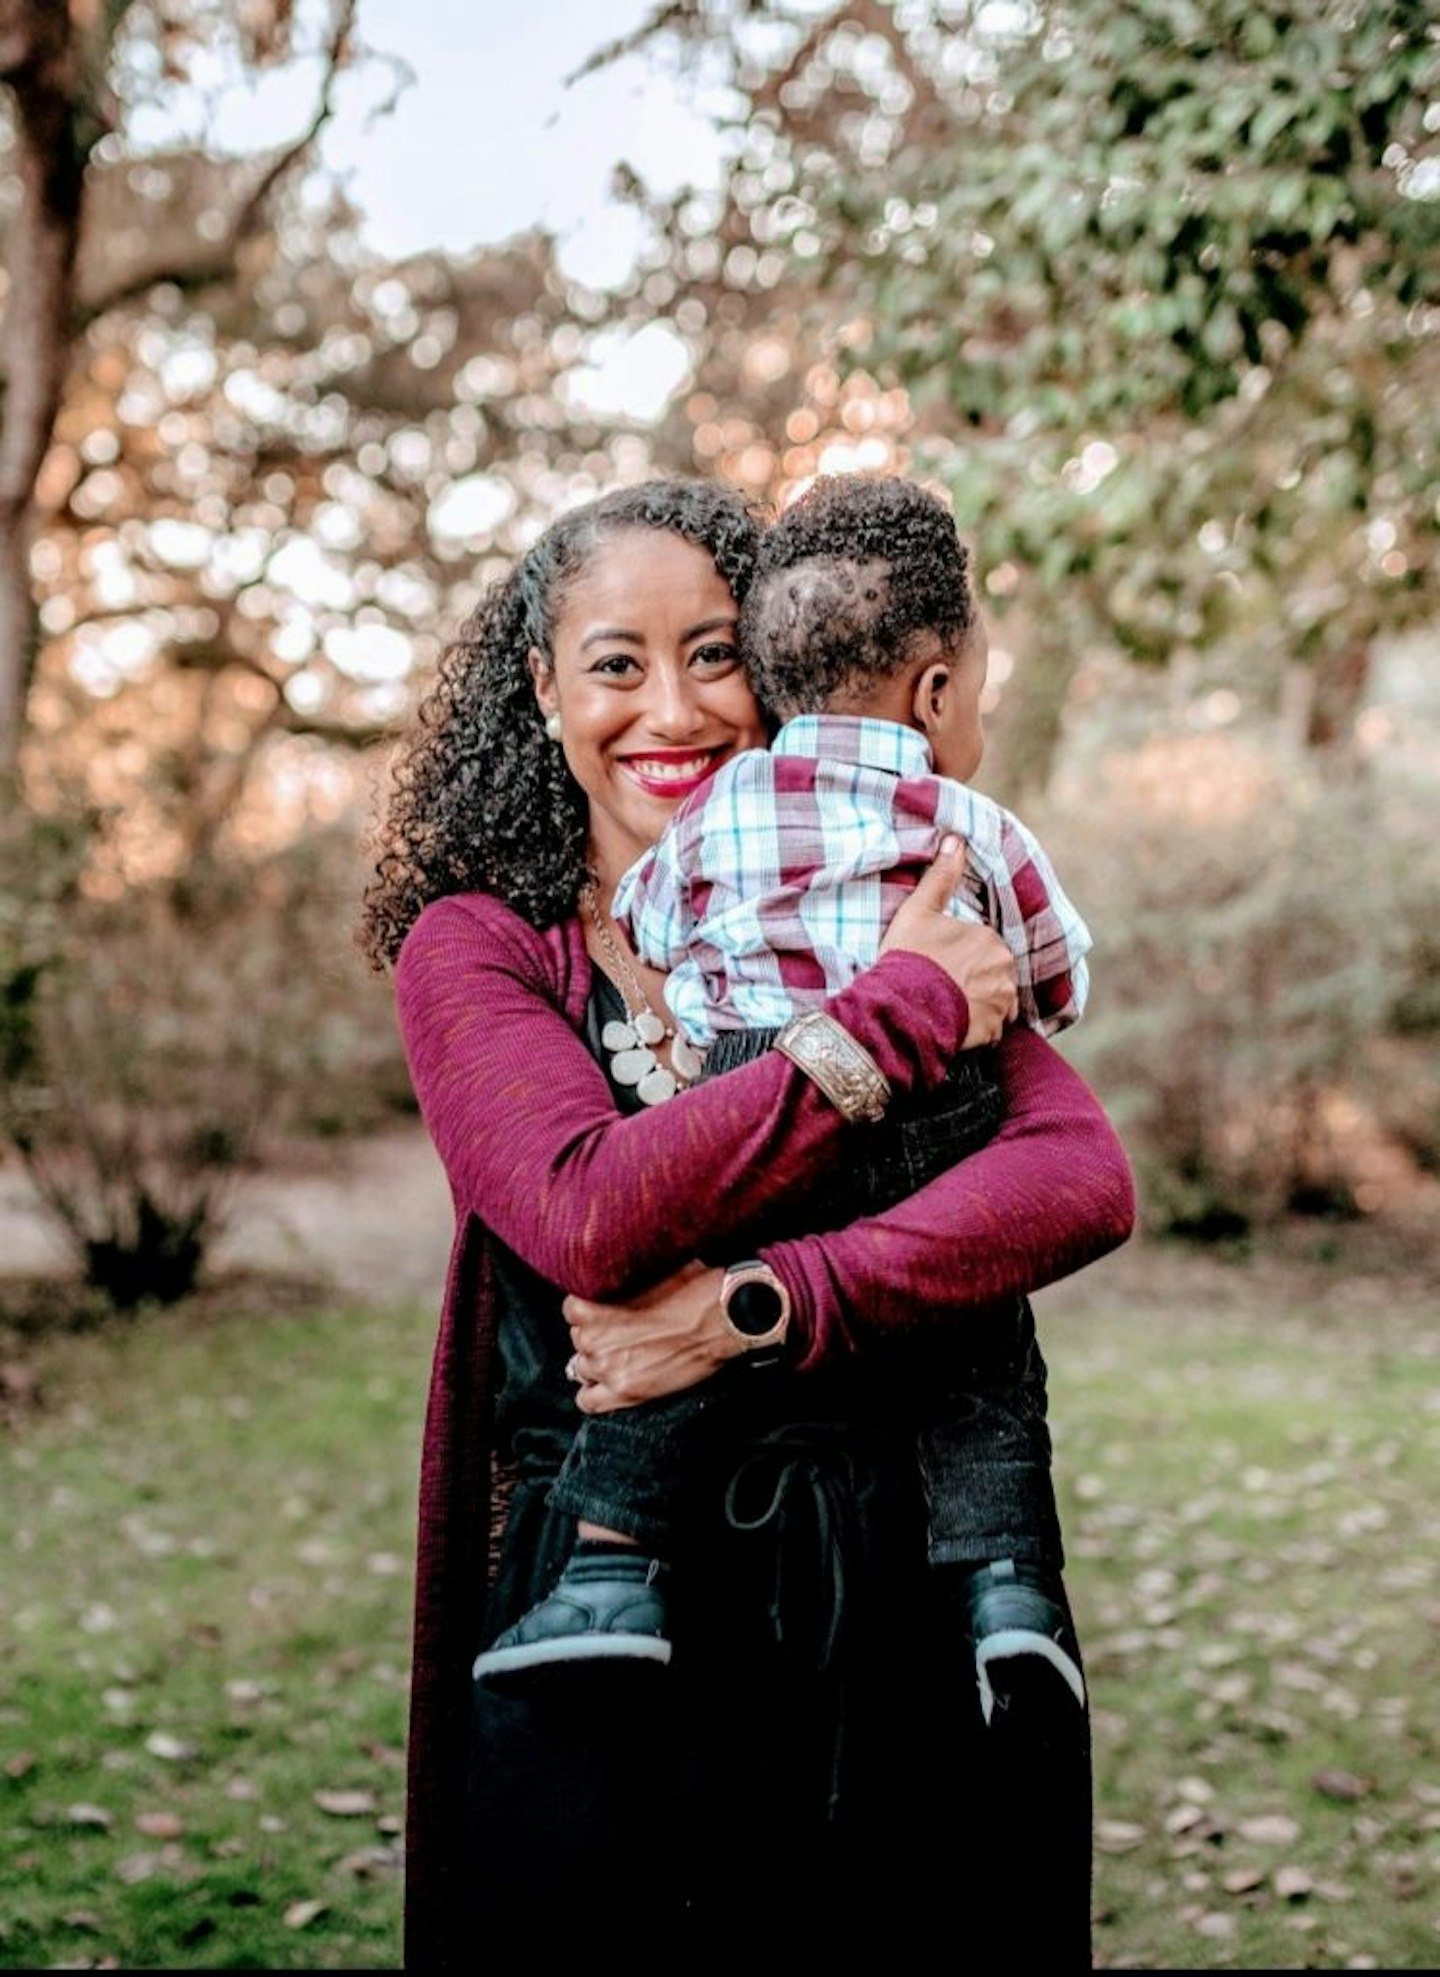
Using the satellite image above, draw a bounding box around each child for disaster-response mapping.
[474,474,1093,1729]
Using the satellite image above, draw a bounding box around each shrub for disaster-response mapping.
[1039,733,1440,1235]
[0,811,406,1309]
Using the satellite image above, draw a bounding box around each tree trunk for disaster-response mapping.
[985,629,1080,809]
[1279,644,1373,772]
[1306,639,1373,758]
[0,0,87,778]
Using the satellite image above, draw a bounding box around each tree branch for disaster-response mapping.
[76,0,358,326]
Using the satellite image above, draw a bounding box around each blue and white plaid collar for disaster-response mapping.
[770,713,935,779]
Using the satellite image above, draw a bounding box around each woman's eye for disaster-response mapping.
[693,643,740,671]
[591,652,639,677]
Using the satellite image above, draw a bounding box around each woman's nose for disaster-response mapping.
[642,661,706,737]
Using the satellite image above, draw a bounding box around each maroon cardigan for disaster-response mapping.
[394,891,1136,1970]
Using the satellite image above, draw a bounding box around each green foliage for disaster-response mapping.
[1045,732,1440,1231]
[621,0,1438,778]
[814,0,1439,677]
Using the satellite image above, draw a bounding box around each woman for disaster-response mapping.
[361,478,1134,1969]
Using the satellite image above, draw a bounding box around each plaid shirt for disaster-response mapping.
[613,714,1092,1047]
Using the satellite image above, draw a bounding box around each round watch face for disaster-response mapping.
[727,1276,785,1337]
[723,1264,789,1340]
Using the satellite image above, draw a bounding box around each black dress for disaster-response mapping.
[464,976,1094,1964]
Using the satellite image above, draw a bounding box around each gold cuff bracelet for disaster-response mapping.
[773,1009,892,1125]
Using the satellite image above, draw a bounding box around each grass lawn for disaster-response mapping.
[1,1286,427,1971]
[1051,1240,1440,1970]
[1,1238,1437,1970]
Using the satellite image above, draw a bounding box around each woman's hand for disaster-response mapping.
[562,1260,734,1414]
[880,834,1019,1046]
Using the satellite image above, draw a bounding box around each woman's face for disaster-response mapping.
[530,527,766,887]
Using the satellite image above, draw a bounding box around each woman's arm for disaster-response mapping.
[764,1024,1136,1373]
[564,1026,1135,1409]
[394,889,981,1301]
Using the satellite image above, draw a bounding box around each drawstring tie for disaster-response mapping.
[723,1421,870,1820]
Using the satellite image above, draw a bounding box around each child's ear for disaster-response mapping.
[911,660,950,740]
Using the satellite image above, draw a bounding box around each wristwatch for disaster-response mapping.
[719,1259,792,1371]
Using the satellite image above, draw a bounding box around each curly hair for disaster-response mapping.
[739,474,975,721]
[360,479,763,967]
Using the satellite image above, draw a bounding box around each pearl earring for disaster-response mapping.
[544,711,563,742]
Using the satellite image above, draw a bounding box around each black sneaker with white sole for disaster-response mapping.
[961,1558,1087,1727]
[472,1550,672,1693]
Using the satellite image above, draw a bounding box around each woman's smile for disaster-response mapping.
[616,747,728,798]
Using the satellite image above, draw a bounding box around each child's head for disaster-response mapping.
[741,474,989,782]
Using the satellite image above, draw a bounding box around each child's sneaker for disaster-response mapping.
[472,1549,671,1692]
[961,1558,1087,1726]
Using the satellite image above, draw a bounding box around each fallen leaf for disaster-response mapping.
[135,1811,183,1840]
[1275,1865,1313,1900]
[1165,1804,1209,1836]
[1210,1673,1253,1704]
[360,1741,405,1769]
[1222,1868,1266,1895]
[313,1789,376,1818]
[1237,1812,1301,1845]
[66,1804,113,1830]
[145,1732,196,1763]
[114,1854,159,1885]
[284,1900,328,1931]
[4,1752,36,1779]
[1095,1819,1147,1853]
[338,1845,402,1878]
[1311,1768,1371,1803]
[61,1912,103,1931]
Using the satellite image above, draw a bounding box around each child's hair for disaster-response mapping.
[740,474,976,719]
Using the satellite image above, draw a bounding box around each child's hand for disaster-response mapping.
[881,834,1019,1046]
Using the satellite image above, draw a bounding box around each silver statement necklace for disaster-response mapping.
[581,881,705,1105]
